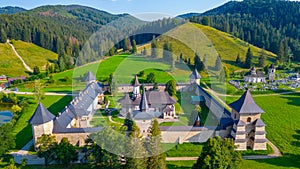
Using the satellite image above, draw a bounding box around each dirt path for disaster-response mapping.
[166,139,282,161]
[7,40,33,73]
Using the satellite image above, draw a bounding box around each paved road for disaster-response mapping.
[3,90,76,96]
[7,39,33,73]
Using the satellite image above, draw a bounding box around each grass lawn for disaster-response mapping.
[167,161,196,169]
[164,143,203,157]
[0,43,27,77]
[11,40,58,71]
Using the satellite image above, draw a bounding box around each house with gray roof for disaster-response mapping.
[229,90,267,150]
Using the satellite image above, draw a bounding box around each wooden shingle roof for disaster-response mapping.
[29,103,55,125]
[230,90,264,114]
[85,71,96,82]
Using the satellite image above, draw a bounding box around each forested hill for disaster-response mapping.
[0,6,26,14]
[26,5,128,26]
[0,4,183,71]
[181,0,300,62]
[0,5,146,68]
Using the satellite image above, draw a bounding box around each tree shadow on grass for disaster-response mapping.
[253,154,300,168]
[282,93,300,107]
[15,124,32,149]
[291,130,300,148]
[47,95,73,116]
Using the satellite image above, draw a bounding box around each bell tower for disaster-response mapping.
[132,75,140,99]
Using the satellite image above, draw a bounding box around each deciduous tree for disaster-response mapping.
[165,80,176,96]
[53,137,78,165]
[36,134,56,165]
[193,137,242,169]
[146,73,156,83]
[0,123,15,156]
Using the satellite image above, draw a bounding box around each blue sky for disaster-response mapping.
[0,0,231,20]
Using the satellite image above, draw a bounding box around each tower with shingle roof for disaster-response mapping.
[85,71,96,85]
[268,64,276,81]
[29,103,55,148]
[190,69,201,85]
[229,90,267,150]
[132,75,141,99]
[139,87,149,112]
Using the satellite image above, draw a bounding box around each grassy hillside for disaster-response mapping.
[196,24,276,70]
[141,23,276,72]
[11,40,58,70]
[0,40,58,77]
[0,43,27,77]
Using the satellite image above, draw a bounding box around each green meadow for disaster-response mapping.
[0,43,27,77]
[14,54,193,93]
[12,40,58,71]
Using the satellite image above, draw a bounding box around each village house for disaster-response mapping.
[244,67,266,83]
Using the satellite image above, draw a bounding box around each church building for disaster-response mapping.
[244,67,266,83]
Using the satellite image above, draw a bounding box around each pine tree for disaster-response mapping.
[277,41,285,63]
[258,49,266,67]
[142,47,147,55]
[123,37,131,52]
[124,112,134,131]
[132,39,137,53]
[215,56,222,71]
[244,47,253,68]
[235,53,241,64]
[201,17,210,26]
[124,122,146,169]
[203,55,207,68]
[151,39,158,58]
[179,53,184,63]
[0,28,7,43]
[33,66,40,75]
[145,119,166,169]
[163,42,173,62]
[194,53,204,71]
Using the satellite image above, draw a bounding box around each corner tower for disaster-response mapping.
[190,69,201,85]
[229,90,267,150]
[29,103,55,148]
